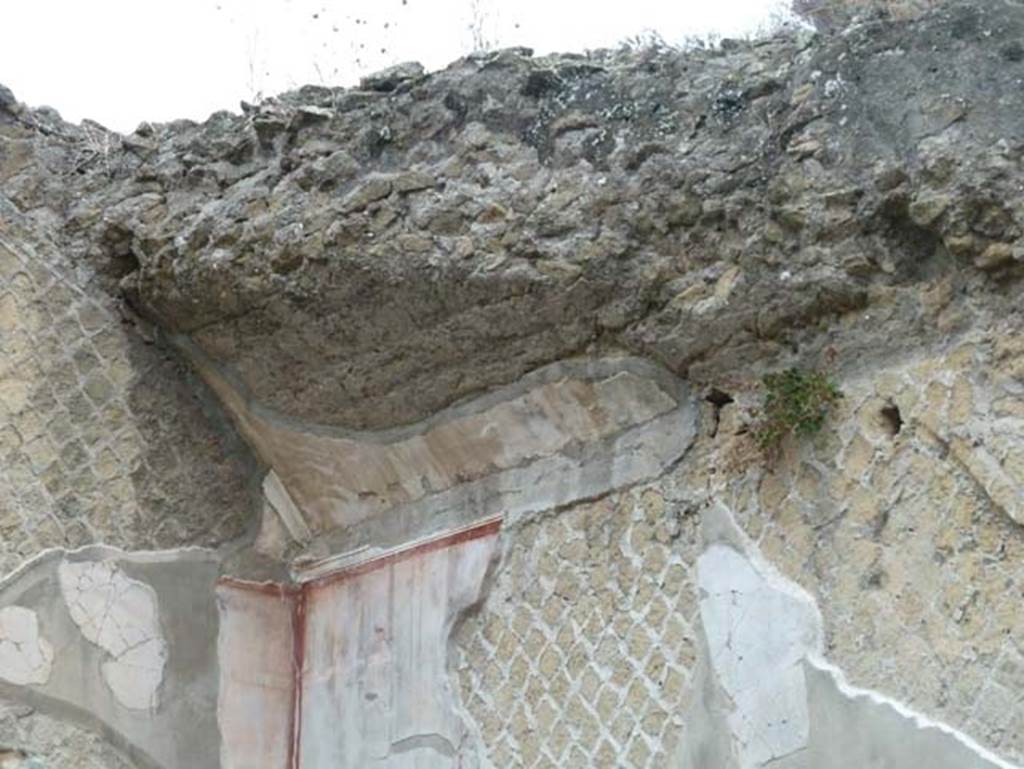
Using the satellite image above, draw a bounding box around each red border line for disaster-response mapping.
[305,517,502,590]
[215,517,503,769]
[288,588,307,769]
[216,577,301,597]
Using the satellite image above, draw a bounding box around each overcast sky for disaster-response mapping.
[1,0,799,132]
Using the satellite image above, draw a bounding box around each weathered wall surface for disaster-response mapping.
[452,489,701,768]
[0,0,1023,767]
[0,698,136,769]
[0,548,223,769]
[1,103,258,764]
[451,334,1024,766]
[11,0,1021,436]
[0,204,256,573]
[195,355,695,559]
[710,340,1024,761]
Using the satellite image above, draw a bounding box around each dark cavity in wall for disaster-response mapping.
[705,388,735,438]
[880,402,903,436]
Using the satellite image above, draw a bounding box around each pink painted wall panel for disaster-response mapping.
[298,532,497,769]
[215,524,498,769]
[216,583,297,769]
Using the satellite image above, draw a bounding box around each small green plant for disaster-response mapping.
[753,368,842,460]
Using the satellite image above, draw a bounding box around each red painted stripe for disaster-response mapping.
[216,577,301,597]
[216,516,503,769]
[289,588,307,769]
[305,518,502,591]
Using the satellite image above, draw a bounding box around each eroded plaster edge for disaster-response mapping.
[291,514,503,583]
[700,501,827,641]
[297,390,699,559]
[694,501,1024,769]
[0,544,221,596]
[445,530,505,769]
[217,516,504,769]
[806,655,1022,769]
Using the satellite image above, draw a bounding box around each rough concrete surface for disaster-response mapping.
[6,2,1024,434]
[1,0,1024,766]
[0,698,137,769]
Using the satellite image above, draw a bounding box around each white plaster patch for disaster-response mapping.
[263,469,312,544]
[0,606,53,686]
[58,560,167,711]
[254,496,293,561]
[692,504,1024,769]
[697,543,820,766]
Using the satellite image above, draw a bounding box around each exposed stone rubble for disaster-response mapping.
[793,0,944,31]
[0,0,1022,767]
[4,1,1023,435]
[0,699,136,769]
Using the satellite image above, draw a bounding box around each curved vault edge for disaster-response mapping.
[208,352,702,576]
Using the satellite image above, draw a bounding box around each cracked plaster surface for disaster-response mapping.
[58,560,167,711]
[0,607,52,687]
[681,502,1022,769]
[0,547,222,768]
[697,543,818,766]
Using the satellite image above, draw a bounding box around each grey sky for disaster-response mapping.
[1,0,799,131]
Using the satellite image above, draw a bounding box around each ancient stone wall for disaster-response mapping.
[722,340,1024,760]
[452,488,700,768]
[449,336,1024,767]
[0,200,256,575]
[0,103,258,766]
[0,1,1022,767]
[0,698,136,769]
